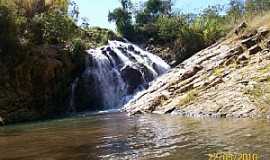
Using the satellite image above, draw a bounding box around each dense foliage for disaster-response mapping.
[109,0,270,63]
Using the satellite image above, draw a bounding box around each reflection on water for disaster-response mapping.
[0,112,270,160]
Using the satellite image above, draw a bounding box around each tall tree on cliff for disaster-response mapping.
[135,0,173,25]
[108,0,134,39]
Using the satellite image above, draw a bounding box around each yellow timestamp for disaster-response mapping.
[208,152,259,160]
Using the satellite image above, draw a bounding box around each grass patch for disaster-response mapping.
[248,11,270,30]
[178,89,199,107]
[213,67,225,77]
[245,82,270,113]
[244,81,270,99]
[245,85,264,98]
[258,64,270,74]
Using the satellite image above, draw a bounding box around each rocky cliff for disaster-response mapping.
[124,24,270,119]
[0,44,82,125]
[0,27,120,125]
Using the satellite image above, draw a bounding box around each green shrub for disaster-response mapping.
[155,15,183,42]
[174,28,205,62]
[31,9,78,44]
[69,39,86,75]
[202,18,225,45]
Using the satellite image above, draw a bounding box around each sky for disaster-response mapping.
[75,0,230,30]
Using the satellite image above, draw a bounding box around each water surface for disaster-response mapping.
[0,112,270,160]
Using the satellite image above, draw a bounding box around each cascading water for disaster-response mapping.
[72,40,170,111]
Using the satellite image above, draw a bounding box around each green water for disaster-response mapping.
[0,112,270,160]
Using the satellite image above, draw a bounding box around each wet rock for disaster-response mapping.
[134,50,140,55]
[121,65,144,94]
[131,109,143,115]
[87,54,95,67]
[128,45,135,51]
[106,47,112,52]
[169,60,177,67]
[141,66,155,82]
[108,50,121,65]
[102,50,107,55]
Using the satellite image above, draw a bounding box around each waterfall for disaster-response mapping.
[72,40,170,111]
[69,78,79,113]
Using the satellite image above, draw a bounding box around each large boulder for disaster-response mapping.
[121,65,144,94]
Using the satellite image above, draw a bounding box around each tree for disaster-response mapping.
[108,0,134,38]
[145,0,163,15]
[227,0,244,23]
[245,0,270,15]
[137,0,172,23]
[120,0,132,10]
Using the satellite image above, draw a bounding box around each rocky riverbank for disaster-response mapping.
[124,24,270,119]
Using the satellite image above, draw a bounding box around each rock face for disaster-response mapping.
[124,26,270,119]
[121,65,144,94]
[0,45,85,124]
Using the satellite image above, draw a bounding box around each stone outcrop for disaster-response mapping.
[124,26,270,119]
[121,65,144,94]
[234,22,247,35]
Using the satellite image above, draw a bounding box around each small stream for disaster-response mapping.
[0,112,270,160]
